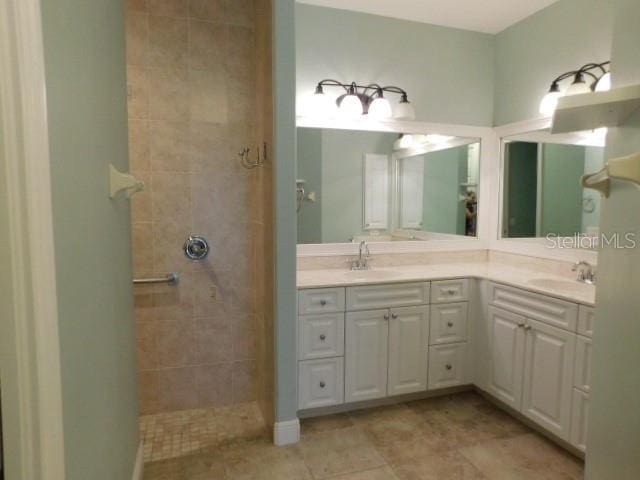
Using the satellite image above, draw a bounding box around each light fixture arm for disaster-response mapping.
[315,79,411,105]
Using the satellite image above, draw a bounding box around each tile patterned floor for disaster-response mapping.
[142,392,584,479]
[140,402,267,462]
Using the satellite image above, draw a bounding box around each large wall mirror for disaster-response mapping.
[296,127,481,245]
[500,129,606,242]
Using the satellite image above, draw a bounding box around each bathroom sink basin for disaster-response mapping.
[343,270,400,281]
[526,278,595,293]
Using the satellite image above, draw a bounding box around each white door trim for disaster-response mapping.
[0,0,66,478]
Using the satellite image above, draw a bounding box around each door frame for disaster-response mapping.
[0,0,66,478]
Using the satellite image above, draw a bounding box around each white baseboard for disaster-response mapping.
[273,419,300,446]
[132,442,144,480]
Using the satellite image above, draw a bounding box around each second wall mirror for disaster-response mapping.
[500,128,606,243]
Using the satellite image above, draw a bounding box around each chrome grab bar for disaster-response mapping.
[133,272,179,286]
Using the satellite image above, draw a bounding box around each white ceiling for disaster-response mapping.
[296,0,560,34]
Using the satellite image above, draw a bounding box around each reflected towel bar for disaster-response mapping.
[133,273,179,286]
[581,151,640,198]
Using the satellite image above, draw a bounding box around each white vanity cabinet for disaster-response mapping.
[486,282,591,443]
[298,279,471,411]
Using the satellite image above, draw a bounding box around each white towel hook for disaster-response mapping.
[109,164,145,199]
[581,151,640,198]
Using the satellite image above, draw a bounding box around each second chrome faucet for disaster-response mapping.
[573,261,596,285]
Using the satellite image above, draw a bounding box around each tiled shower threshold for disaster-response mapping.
[140,402,267,462]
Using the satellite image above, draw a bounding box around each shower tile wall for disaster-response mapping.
[126,0,258,414]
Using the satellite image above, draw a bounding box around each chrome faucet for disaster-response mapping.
[351,241,371,271]
[572,261,596,285]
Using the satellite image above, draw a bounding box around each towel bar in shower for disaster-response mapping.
[133,273,179,286]
[581,151,640,198]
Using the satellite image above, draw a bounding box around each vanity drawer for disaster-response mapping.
[299,288,345,315]
[298,313,345,360]
[429,302,469,345]
[431,279,469,303]
[574,335,592,393]
[346,282,430,311]
[488,282,578,331]
[298,358,344,410]
[577,305,595,337]
[428,343,468,390]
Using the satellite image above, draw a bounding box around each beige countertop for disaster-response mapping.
[297,262,596,306]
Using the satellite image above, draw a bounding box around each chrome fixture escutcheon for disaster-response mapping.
[183,235,210,261]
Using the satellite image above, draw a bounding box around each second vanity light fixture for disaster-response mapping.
[539,61,611,116]
[308,79,416,121]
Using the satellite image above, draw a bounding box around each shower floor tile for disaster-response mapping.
[139,401,267,462]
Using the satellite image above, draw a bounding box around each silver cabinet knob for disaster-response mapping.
[391,313,398,319]
[383,314,390,320]
[524,325,532,331]
[320,299,327,306]
[446,289,456,295]
[446,364,453,370]
[319,334,326,341]
[319,381,326,388]
[447,321,454,327]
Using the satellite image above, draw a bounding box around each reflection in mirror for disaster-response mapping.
[501,129,606,240]
[296,127,481,244]
[296,128,397,244]
[396,140,480,238]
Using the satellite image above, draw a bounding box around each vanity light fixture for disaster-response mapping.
[309,80,416,121]
[539,61,611,116]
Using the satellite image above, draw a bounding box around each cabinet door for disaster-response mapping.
[487,306,526,410]
[574,335,592,393]
[388,306,429,396]
[521,318,576,441]
[345,310,389,402]
[570,388,589,453]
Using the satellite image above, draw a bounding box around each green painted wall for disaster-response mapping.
[273,0,298,424]
[494,0,614,126]
[505,142,538,237]
[296,128,323,243]
[422,146,468,234]
[296,4,495,126]
[586,0,640,477]
[40,0,139,478]
[540,144,585,236]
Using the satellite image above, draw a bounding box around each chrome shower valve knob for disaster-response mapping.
[184,235,210,261]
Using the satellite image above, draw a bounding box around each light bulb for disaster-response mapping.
[394,95,416,120]
[339,94,363,120]
[393,134,414,150]
[566,74,591,96]
[368,97,392,120]
[539,91,562,116]
[307,91,336,119]
[595,72,611,92]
